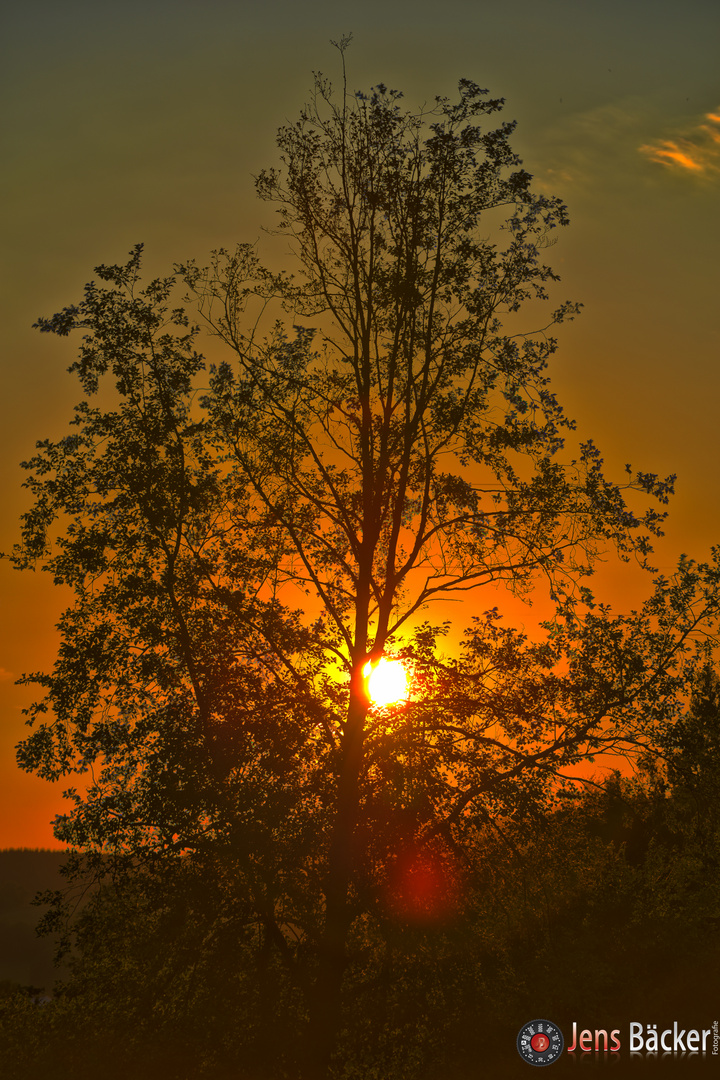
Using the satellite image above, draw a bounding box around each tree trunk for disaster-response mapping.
[305,680,369,1078]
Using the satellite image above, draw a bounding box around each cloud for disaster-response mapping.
[640,109,720,177]
[529,97,655,195]
[0,668,15,683]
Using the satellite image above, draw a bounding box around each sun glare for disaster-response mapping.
[363,657,409,707]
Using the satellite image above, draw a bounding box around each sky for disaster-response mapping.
[1,0,719,848]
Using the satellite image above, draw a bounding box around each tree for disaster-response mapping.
[663,663,720,811]
[10,49,720,1077]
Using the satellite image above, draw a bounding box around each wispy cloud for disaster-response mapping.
[0,668,15,683]
[530,97,655,195]
[640,109,720,176]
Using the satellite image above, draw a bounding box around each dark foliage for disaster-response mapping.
[7,51,720,1077]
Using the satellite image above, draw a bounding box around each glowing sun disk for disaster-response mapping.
[363,657,408,706]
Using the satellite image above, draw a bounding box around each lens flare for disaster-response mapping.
[363,657,408,706]
[386,842,463,925]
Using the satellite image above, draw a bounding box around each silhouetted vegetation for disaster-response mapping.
[7,46,720,1077]
[1,749,718,1077]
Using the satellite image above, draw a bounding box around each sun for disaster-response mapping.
[363,657,409,707]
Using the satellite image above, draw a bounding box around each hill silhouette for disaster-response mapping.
[0,849,67,991]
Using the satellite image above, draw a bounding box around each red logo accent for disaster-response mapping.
[531,1033,550,1052]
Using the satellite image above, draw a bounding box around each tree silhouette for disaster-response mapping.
[11,51,720,1078]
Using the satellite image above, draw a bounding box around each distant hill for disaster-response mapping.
[0,849,69,991]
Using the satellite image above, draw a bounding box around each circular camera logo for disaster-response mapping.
[517,1020,564,1066]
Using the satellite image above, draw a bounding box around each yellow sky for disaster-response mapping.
[1,0,719,847]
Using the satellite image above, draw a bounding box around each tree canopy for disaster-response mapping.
[10,54,720,1077]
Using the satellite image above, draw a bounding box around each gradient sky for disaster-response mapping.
[1,0,718,847]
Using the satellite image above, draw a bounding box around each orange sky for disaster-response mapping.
[2,0,719,848]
